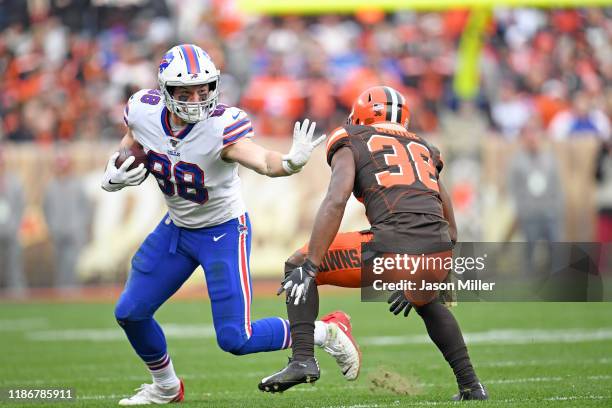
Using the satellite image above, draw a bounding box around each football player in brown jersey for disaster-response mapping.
[260,86,487,401]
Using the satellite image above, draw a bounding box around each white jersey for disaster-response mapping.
[124,89,253,228]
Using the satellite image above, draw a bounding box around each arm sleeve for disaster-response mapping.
[222,108,255,147]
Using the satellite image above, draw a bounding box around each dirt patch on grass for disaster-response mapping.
[368,367,423,396]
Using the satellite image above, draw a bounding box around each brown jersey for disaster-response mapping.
[326,122,452,254]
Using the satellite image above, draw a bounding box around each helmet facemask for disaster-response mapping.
[160,78,219,124]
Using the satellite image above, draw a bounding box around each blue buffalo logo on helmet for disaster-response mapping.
[159,52,174,73]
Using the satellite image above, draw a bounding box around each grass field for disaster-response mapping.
[1,293,611,407]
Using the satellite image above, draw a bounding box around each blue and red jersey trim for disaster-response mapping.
[223,116,253,146]
[160,107,195,139]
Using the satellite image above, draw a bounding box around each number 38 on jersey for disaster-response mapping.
[367,135,440,193]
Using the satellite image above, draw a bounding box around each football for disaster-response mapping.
[116,142,147,171]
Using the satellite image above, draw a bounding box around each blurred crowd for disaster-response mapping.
[0,1,611,141]
[1,0,612,290]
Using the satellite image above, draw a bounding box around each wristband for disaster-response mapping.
[282,159,302,175]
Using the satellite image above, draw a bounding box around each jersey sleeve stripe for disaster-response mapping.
[224,118,250,134]
[123,105,129,126]
[326,128,349,151]
[223,122,252,139]
[223,127,254,145]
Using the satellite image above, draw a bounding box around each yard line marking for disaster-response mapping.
[481,357,612,368]
[363,328,612,346]
[27,324,215,342]
[487,376,563,384]
[485,375,609,384]
[0,317,48,331]
[545,395,608,401]
[587,375,612,380]
[321,395,611,408]
[421,375,611,387]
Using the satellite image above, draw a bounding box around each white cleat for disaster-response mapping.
[118,380,184,405]
[320,311,361,381]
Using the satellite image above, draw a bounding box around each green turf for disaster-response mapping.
[1,296,611,407]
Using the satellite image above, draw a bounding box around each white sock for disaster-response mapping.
[148,356,180,390]
[314,321,328,346]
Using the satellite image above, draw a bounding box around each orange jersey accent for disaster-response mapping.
[326,126,349,158]
[298,231,373,288]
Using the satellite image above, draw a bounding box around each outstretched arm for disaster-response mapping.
[221,138,289,177]
[221,119,325,177]
[306,146,355,266]
[278,146,355,305]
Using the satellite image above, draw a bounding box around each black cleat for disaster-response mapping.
[258,357,320,393]
[452,383,489,401]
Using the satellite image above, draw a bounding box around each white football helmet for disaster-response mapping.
[158,44,220,123]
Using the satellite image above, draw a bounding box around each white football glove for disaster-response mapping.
[101,152,147,192]
[282,119,327,174]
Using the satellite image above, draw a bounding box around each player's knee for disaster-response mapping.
[215,325,248,355]
[114,295,152,323]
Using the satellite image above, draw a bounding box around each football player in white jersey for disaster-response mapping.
[101,44,361,405]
